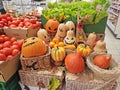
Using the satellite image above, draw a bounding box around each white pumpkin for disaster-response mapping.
[55,23,68,41]
[65,21,75,32]
[37,29,50,44]
[64,30,76,45]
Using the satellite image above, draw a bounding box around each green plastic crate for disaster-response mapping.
[83,17,108,34]
[0,72,21,90]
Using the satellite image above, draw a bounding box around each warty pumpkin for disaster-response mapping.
[65,52,85,74]
[21,37,47,58]
[51,46,66,66]
[77,43,91,57]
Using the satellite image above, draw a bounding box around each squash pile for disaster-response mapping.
[20,20,112,74]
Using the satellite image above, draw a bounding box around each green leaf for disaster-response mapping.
[48,77,61,90]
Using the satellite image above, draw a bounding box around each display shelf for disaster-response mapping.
[107,0,120,38]
[107,20,116,33]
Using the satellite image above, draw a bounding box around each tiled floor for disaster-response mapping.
[104,27,120,90]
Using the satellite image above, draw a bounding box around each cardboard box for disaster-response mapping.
[0,53,20,82]
[3,27,40,39]
[0,72,21,90]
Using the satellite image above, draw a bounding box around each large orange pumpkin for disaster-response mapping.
[45,19,59,35]
[65,52,85,74]
[21,37,47,58]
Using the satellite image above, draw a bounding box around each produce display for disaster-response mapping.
[42,0,110,24]
[0,35,23,61]
[1,0,120,90]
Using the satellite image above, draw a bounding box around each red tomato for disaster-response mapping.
[30,19,36,24]
[0,37,4,43]
[24,18,30,22]
[0,44,3,49]
[18,17,24,22]
[5,13,11,17]
[0,24,4,28]
[1,19,7,23]
[0,53,6,61]
[11,37,17,42]
[7,17,12,21]
[36,22,41,27]
[0,21,4,25]
[3,41,12,47]
[9,24,17,28]
[6,55,13,60]
[12,49,19,56]
[11,21,19,26]
[2,47,12,56]
[8,21,12,26]
[4,36,10,41]
[10,44,20,51]
[18,39,24,47]
[12,41,19,45]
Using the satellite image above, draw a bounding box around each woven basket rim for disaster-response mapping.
[86,53,120,74]
[20,47,51,59]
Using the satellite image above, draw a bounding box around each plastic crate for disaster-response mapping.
[0,72,21,90]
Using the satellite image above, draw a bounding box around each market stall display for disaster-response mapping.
[0,0,120,90]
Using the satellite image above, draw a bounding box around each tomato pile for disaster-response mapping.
[0,13,41,29]
[0,35,24,61]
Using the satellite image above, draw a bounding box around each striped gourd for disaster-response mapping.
[51,46,66,62]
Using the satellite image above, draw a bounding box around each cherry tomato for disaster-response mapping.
[3,41,12,47]
[6,55,13,60]
[12,49,19,56]
[0,53,6,61]
[10,37,17,42]
[10,44,20,51]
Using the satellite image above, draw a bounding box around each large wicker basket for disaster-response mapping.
[86,53,120,81]
[19,67,65,90]
[20,47,51,71]
[65,68,117,90]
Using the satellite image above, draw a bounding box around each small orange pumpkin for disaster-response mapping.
[21,37,47,58]
[93,54,111,69]
[45,19,59,35]
[65,52,85,74]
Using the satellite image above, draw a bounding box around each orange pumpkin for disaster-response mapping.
[21,37,47,58]
[65,52,85,74]
[93,54,111,69]
[49,38,64,48]
[45,19,59,35]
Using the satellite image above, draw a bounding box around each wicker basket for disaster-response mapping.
[20,47,51,71]
[86,53,120,81]
[19,67,65,90]
[65,68,117,90]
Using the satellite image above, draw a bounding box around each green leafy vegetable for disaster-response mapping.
[48,77,61,90]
